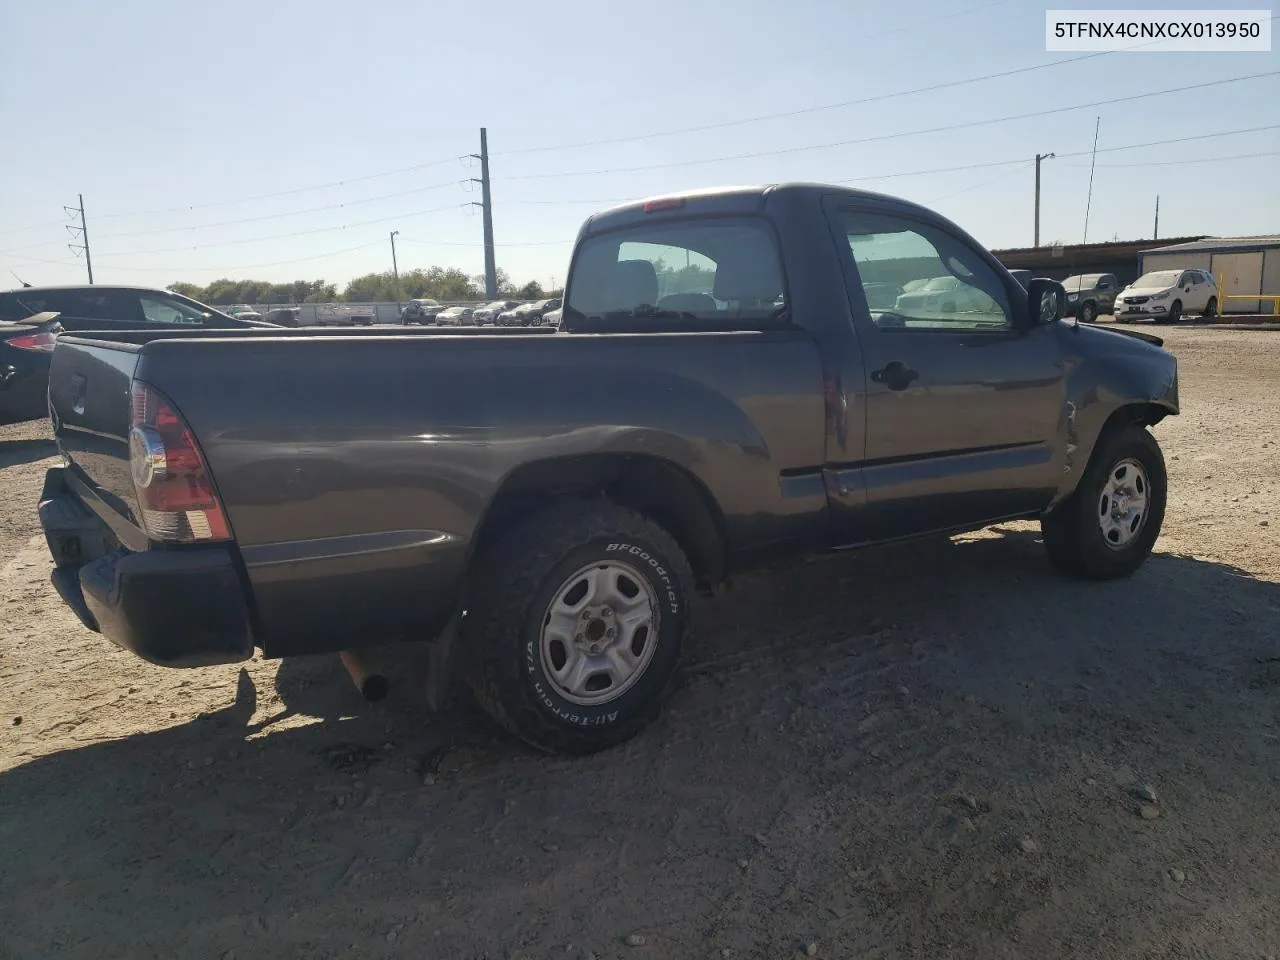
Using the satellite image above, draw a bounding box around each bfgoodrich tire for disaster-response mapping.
[462,500,695,755]
[1041,424,1167,580]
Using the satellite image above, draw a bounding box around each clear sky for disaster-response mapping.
[1,0,1277,293]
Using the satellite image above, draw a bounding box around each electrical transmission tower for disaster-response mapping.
[65,194,93,284]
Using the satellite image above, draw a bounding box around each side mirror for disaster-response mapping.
[1027,278,1065,325]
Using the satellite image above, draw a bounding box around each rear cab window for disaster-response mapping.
[565,216,787,329]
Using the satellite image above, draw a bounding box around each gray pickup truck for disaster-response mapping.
[38,183,1179,754]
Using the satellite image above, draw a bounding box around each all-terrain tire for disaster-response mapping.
[1041,424,1167,580]
[462,499,695,755]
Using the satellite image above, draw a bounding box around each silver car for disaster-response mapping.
[435,306,475,326]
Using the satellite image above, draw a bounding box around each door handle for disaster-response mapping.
[871,360,918,391]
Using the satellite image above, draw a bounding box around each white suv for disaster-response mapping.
[1114,268,1218,323]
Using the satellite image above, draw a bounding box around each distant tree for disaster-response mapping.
[303,281,337,303]
[516,280,545,300]
[400,267,479,301]
[472,268,516,298]
[167,281,206,300]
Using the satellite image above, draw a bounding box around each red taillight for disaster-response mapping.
[643,196,685,213]
[6,331,56,352]
[128,381,231,542]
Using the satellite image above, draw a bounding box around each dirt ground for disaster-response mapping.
[2,326,1278,960]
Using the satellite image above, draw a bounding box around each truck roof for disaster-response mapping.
[0,284,180,296]
[581,182,952,236]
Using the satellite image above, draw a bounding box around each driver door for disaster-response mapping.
[827,204,1065,542]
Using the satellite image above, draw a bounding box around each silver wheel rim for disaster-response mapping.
[538,560,659,706]
[1098,457,1150,550]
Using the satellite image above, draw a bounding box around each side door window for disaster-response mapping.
[40,291,125,325]
[138,294,208,325]
[840,212,1013,332]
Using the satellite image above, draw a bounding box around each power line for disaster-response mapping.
[494,123,1280,211]
[88,155,468,222]
[496,71,1280,181]
[1059,149,1280,169]
[89,203,468,259]
[923,164,1035,204]
[5,240,388,274]
[497,53,1117,158]
[399,234,570,245]
[491,19,1271,159]
[90,179,467,240]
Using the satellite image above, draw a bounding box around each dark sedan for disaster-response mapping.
[0,285,276,334]
[0,285,273,424]
[1,312,60,425]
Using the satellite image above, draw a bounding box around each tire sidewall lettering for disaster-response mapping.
[605,542,680,615]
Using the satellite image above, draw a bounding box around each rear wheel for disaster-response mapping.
[462,500,694,754]
[1203,296,1218,318]
[1041,424,1167,580]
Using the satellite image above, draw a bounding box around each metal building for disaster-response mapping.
[1139,236,1280,315]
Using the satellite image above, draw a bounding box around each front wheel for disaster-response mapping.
[1079,300,1097,324]
[1165,300,1182,324]
[1203,296,1218,318]
[1041,424,1167,580]
[462,500,695,754]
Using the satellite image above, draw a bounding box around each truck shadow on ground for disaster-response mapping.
[0,437,57,468]
[3,527,1278,958]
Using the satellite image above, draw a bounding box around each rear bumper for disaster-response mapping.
[39,466,254,667]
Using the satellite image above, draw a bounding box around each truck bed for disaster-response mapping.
[48,324,828,658]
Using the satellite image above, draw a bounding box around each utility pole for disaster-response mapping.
[1034,153,1055,248]
[64,194,93,283]
[389,230,401,316]
[468,128,497,299]
[1153,195,1160,240]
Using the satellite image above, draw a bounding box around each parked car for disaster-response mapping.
[434,306,475,326]
[542,305,563,326]
[401,299,443,325]
[1059,274,1119,323]
[893,275,995,319]
[0,285,271,425]
[1,312,61,425]
[0,285,275,333]
[223,304,264,322]
[473,299,520,325]
[1114,268,1218,324]
[264,307,302,327]
[497,300,556,326]
[495,305,523,325]
[36,183,1178,756]
[519,298,561,325]
[313,305,377,327]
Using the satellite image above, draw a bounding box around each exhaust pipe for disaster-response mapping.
[340,649,388,702]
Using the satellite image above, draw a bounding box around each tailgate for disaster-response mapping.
[47,337,147,545]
